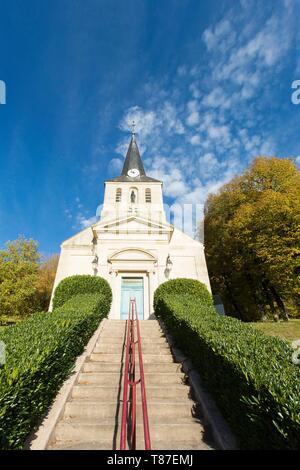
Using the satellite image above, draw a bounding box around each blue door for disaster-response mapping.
[121,277,144,320]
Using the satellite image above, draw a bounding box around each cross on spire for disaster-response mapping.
[131,120,136,139]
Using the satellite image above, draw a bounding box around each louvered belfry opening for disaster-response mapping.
[116,188,122,202]
[145,188,151,203]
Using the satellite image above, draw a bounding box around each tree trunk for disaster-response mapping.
[268,284,289,321]
[223,275,242,319]
[261,280,279,322]
[245,270,265,320]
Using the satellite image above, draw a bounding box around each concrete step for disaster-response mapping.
[63,414,197,426]
[51,422,205,448]
[77,372,185,386]
[98,336,167,345]
[103,320,160,325]
[49,440,210,450]
[82,362,182,373]
[71,385,190,401]
[102,322,162,329]
[101,324,163,332]
[105,320,157,324]
[89,353,173,363]
[103,335,164,340]
[100,329,164,339]
[64,401,194,422]
[93,344,170,354]
[148,440,211,450]
[49,442,112,450]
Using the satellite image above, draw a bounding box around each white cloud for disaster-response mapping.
[77,214,98,229]
[147,156,188,198]
[211,10,295,96]
[64,209,72,219]
[199,153,219,176]
[164,179,187,198]
[68,197,100,230]
[109,158,123,174]
[120,106,157,137]
[207,125,231,147]
[190,135,200,145]
[120,103,184,140]
[189,83,202,99]
[202,19,234,52]
[186,111,200,126]
[186,100,200,126]
[161,102,185,134]
[177,65,187,76]
[202,87,233,109]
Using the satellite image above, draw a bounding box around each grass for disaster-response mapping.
[251,319,300,343]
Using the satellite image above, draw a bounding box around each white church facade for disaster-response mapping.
[50,133,211,319]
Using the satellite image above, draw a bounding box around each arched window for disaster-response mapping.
[145,188,151,203]
[116,188,122,202]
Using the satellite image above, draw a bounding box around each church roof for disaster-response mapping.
[107,134,161,183]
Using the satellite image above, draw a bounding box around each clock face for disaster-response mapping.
[127,168,140,178]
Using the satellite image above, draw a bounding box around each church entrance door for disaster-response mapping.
[120,277,144,320]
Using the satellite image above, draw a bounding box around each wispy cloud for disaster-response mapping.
[65,197,99,230]
[108,157,123,174]
[76,214,98,229]
[114,0,300,237]
[118,102,185,156]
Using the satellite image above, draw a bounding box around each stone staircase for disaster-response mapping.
[47,319,213,450]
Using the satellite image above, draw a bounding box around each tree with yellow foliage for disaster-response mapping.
[0,236,58,324]
[204,157,300,321]
[0,237,40,323]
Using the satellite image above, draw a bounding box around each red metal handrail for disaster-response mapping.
[134,299,151,449]
[120,298,151,450]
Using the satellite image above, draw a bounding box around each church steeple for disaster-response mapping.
[108,131,161,183]
[121,134,146,177]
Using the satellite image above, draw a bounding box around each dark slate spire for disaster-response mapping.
[121,134,146,177]
[108,131,161,183]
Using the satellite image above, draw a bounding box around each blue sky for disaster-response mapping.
[0,0,300,254]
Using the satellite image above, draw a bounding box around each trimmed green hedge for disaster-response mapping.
[52,275,112,310]
[154,278,213,308]
[0,292,110,449]
[154,280,300,449]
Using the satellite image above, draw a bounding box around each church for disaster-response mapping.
[50,132,211,319]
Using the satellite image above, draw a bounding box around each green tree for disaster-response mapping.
[204,157,300,321]
[0,236,40,323]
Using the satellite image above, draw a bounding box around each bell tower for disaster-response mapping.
[101,132,166,223]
